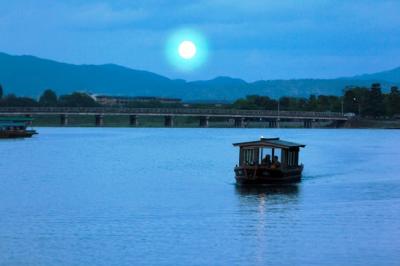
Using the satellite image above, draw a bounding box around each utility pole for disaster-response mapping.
[277,99,280,128]
[341,97,344,115]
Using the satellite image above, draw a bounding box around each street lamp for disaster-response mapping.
[353,97,361,117]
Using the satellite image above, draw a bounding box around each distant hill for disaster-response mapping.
[352,67,400,83]
[0,52,398,101]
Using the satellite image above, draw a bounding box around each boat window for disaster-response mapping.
[241,148,259,165]
[282,149,299,167]
[260,148,281,165]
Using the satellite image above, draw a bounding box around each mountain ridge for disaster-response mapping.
[351,66,400,83]
[0,52,399,101]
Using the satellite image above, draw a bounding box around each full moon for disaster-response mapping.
[178,41,196,59]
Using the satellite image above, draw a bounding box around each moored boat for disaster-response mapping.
[0,117,38,138]
[233,137,305,184]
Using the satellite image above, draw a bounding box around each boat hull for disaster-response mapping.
[234,165,303,185]
[0,130,37,139]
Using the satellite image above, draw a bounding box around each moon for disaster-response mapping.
[178,40,197,59]
[165,29,208,71]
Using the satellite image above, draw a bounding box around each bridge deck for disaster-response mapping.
[0,107,348,120]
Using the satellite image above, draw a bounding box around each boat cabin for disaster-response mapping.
[233,137,305,184]
[0,117,37,138]
[234,137,305,168]
[0,122,27,131]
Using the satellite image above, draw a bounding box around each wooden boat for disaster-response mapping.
[0,117,38,138]
[233,137,305,184]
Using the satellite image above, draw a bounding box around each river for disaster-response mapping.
[0,128,399,265]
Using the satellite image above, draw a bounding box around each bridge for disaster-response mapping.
[0,107,348,128]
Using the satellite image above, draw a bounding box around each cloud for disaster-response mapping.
[68,3,148,29]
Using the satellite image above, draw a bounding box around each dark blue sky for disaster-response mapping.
[1,0,399,80]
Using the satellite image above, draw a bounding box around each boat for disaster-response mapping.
[0,117,38,138]
[233,137,305,184]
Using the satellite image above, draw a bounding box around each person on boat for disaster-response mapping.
[271,156,281,168]
[262,155,271,167]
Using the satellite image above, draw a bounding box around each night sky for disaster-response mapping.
[1,0,399,80]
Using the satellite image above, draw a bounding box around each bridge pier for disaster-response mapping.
[25,114,33,126]
[234,117,245,128]
[164,116,174,127]
[129,115,138,127]
[303,119,313,128]
[95,115,104,127]
[199,116,209,128]
[334,120,346,128]
[60,114,69,126]
[268,120,279,128]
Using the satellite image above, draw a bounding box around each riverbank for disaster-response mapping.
[26,115,400,128]
[344,119,400,129]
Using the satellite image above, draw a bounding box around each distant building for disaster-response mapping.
[92,95,182,106]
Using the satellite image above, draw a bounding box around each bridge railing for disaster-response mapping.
[0,107,345,119]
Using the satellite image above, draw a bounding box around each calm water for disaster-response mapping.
[0,128,399,265]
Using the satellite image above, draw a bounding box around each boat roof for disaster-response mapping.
[0,116,33,122]
[233,137,305,149]
[0,122,27,127]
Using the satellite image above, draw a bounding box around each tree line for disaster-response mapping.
[0,83,399,118]
[231,83,400,118]
[0,88,181,108]
[0,88,99,107]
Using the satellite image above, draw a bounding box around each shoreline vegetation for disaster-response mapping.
[0,83,399,129]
